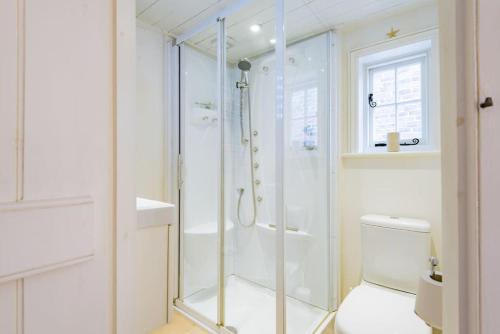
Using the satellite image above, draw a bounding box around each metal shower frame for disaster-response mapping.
[164,0,340,332]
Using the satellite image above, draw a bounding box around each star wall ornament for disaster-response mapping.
[386,27,400,38]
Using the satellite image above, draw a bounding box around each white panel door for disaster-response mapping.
[0,0,18,202]
[0,0,21,330]
[478,0,500,333]
[0,282,17,333]
[0,0,114,333]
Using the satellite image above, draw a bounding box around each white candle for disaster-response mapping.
[387,132,400,152]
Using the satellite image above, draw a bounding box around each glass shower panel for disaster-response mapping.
[177,1,335,332]
[223,0,278,332]
[180,25,220,323]
[285,1,332,331]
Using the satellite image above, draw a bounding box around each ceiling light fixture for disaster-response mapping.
[250,24,262,33]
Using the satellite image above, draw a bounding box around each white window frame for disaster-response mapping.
[348,29,440,153]
[364,52,430,149]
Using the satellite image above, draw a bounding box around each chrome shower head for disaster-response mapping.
[238,59,252,72]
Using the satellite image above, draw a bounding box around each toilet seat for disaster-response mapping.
[335,281,431,334]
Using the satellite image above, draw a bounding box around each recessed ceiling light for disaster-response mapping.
[269,38,276,45]
[250,24,262,33]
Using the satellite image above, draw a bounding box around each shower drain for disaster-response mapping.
[226,326,238,333]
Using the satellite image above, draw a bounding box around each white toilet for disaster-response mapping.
[335,214,432,334]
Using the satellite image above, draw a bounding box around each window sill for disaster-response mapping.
[342,151,441,159]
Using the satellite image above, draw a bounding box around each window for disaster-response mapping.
[290,85,318,150]
[353,36,438,153]
[367,54,428,148]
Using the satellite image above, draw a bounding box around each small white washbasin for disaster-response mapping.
[136,197,175,228]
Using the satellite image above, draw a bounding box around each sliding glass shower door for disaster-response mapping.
[284,29,334,334]
[176,1,336,332]
[222,0,278,332]
[179,24,220,324]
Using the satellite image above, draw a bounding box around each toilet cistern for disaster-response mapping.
[335,214,432,334]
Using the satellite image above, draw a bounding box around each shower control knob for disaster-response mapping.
[253,130,258,136]
[253,162,259,169]
[257,196,263,202]
[253,147,259,153]
[255,180,261,185]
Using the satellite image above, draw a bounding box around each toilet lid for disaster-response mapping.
[335,281,431,334]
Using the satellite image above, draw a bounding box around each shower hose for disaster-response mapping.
[237,84,257,228]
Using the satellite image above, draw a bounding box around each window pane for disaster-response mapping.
[397,101,422,140]
[373,104,396,142]
[291,90,305,119]
[290,86,319,149]
[291,118,305,144]
[397,62,421,103]
[306,87,318,117]
[304,117,318,148]
[372,67,395,105]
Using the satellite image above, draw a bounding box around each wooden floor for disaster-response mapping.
[151,311,210,334]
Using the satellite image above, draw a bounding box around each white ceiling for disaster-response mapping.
[137,0,433,61]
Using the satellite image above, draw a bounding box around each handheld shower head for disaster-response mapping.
[238,59,252,72]
[236,59,252,88]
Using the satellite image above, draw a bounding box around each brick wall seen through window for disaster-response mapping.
[368,56,426,145]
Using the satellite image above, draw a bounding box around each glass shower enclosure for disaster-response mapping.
[171,0,337,332]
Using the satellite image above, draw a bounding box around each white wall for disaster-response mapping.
[136,23,166,201]
[0,1,114,333]
[338,2,442,299]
